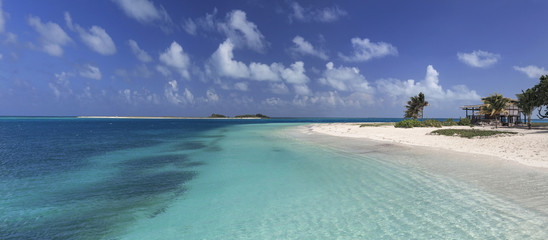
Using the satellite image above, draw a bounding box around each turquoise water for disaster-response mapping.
[1,119,547,239]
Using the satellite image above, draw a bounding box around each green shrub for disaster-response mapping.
[442,118,457,126]
[431,129,517,138]
[394,119,423,128]
[422,119,442,127]
[457,117,471,126]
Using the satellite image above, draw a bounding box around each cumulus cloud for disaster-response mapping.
[290,36,328,60]
[79,64,102,80]
[209,39,250,79]
[112,0,171,24]
[128,39,152,62]
[290,2,347,23]
[457,50,500,68]
[319,62,372,93]
[249,62,281,81]
[65,12,116,55]
[218,10,267,52]
[513,65,548,79]
[339,37,397,62]
[185,9,266,52]
[208,39,311,94]
[164,80,193,104]
[280,61,311,95]
[28,15,72,57]
[159,41,191,79]
[376,65,480,103]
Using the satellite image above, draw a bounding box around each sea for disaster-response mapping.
[1,117,547,239]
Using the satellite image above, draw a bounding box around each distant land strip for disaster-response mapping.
[76,116,262,119]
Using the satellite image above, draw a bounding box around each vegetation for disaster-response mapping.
[394,119,442,128]
[404,92,429,120]
[431,129,517,139]
[516,89,535,129]
[234,114,270,119]
[521,75,548,119]
[480,93,510,128]
[457,117,471,126]
[422,119,442,127]
[394,119,422,128]
[359,122,394,127]
[209,113,227,118]
[442,118,457,126]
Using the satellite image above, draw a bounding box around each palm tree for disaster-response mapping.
[481,92,510,128]
[404,92,429,120]
[516,89,535,129]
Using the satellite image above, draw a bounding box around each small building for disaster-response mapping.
[461,99,523,126]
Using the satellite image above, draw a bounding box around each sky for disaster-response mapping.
[1,0,547,117]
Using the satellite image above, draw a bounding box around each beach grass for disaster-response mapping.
[359,122,395,127]
[431,129,517,139]
[531,122,548,127]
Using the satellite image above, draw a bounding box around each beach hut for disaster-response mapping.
[461,98,523,126]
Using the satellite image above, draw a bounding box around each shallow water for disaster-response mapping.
[1,119,547,239]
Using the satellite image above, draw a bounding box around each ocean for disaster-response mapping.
[1,118,547,239]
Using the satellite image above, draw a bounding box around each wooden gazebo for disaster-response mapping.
[461,99,523,126]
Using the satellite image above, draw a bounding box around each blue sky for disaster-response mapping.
[1,0,547,117]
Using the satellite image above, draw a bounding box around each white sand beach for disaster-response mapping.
[305,123,548,169]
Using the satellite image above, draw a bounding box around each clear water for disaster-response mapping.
[1,118,547,239]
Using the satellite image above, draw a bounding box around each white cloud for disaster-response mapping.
[281,61,308,85]
[183,8,217,35]
[77,26,116,55]
[290,2,347,23]
[234,82,248,91]
[319,62,372,93]
[218,10,266,52]
[159,41,191,79]
[513,65,548,79]
[28,16,72,57]
[65,12,116,55]
[208,40,311,95]
[290,36,328,60]
[156,65,172,77]
[375,65,480,103]
[0,0,5,33]
[0,53,2,60]
[269,82,289,94]
[164,80,193,104]
[339,37,397,62]
[280,61,311,95]
[112,0,171,24]
[128,39,152,62]
[457,50,500,68]
[249,62,281,81]
[50,72,74,98]
[79,64,102,80]
[206,89,219,102]
[118,88,159,104]
[209,39,250,79]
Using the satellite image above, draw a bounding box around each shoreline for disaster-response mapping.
[287,123,548,216]
[305,123,548,169]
